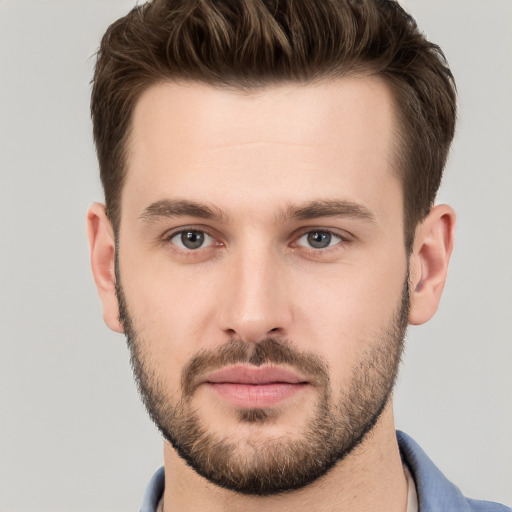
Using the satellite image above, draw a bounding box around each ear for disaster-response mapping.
[86,203,123,333]
[408,204,456,325]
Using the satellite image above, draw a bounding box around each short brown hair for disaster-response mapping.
[91,0,456,248]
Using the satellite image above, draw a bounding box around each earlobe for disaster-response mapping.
[86,203,124,333]
[408,204,456,326]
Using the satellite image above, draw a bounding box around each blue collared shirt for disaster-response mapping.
[140,431,510,512]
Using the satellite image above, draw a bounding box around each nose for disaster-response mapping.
[217,244,293,342]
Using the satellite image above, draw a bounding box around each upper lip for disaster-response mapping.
[202,365,309,385]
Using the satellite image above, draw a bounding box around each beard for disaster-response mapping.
[116,267,410,496]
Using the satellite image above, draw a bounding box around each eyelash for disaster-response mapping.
[162,226,220,254]
[293,229,349,251]
[162,227,352,254]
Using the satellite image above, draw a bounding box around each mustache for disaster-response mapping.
[181,338,330,398]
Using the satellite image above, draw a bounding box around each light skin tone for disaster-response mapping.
[88,77,455,511]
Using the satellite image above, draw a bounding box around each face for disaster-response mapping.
[116,78,410,494]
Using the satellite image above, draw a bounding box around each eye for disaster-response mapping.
[169,229,214,250]
[296,230,343,249]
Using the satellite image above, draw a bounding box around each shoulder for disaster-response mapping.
[466,499,512,512]
[140,466,165,512]
[397,431,510,512]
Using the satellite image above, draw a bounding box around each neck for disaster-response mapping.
[162,402,407,512]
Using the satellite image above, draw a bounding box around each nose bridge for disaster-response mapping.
[218,236,291,341]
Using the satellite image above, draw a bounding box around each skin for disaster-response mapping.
[87,77,455,511]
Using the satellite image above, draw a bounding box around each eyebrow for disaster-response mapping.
[279,199,376,223]
[139,199,228,223]
[139,198,375,225]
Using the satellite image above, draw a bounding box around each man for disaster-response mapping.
[86,1,509,511]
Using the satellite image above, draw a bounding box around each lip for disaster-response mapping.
[204,365,308,385]
[200,365,310,408]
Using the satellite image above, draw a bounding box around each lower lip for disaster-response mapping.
[206,382,309,408]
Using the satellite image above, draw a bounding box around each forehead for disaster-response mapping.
[123,77,401,224]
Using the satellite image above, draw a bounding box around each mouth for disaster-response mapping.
[200,365,310,408]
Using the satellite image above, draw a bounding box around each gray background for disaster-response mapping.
[0,1,510,510]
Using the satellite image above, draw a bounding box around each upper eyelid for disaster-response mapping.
[297,229,343,239]
[292,226,353,241]
[163,225,217,241]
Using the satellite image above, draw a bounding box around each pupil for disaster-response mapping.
[182,230,204,249]
[308,231,331,249]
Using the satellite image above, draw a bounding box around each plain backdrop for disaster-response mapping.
[0,1,511,510]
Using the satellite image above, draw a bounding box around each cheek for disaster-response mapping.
[120,237,208,319]
[291,254,407,361]
[119,249,224,385]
